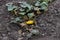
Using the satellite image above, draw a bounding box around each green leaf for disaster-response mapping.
[27,13,35,18]
[43,0,49,3]
[35,1,40,6]
[6,2,13,6]
[43,0,54,3]
[20,4,27,8]
[20,2,29,8]
[39,0,49,3]
[15,17,23,22]
[40,2,48,6]
[34,7,40,10]
[10,17,23,23]
[8,6,14,11]
[6,3,18,11]
[8,6,17,11]
[40,2,48,11]
[20,2,33,10]
[19,12,26,15]
[6,3,13,11]
[19,8,25,12]
[27,4,33,10]
[15,17,20,21]
[41,6,48,11]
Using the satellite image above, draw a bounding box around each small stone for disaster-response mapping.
[2,37,8,40]
[22,32,25,36]
[26,33,32,38]
[18,30,22,35]
[18,37,23,40]
[2,34,6,37]
[42,34,45,36]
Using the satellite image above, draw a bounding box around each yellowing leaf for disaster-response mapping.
[26,20,34,25]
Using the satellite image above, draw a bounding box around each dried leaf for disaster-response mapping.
[23,16,29,20]
[18,30,22,34]
[20,23,27,27]
[13,10,18,15]
[37,10,41,15]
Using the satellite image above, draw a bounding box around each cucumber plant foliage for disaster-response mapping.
[6,0,53,39]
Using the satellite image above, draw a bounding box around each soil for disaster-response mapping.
[0,0,60,40]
